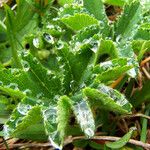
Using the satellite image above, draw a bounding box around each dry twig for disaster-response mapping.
[110,75,124,88]
[0,142,53,150]
[72,136,150,149]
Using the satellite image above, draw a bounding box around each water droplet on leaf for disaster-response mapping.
[7,83,19,90]
[43,33,54,44]
[17,103,32,115]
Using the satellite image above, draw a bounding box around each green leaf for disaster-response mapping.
[58,0,74,5]
[134,25,150,40]
[0,131,3,137]
[114,1,142,39]
[106,127,136,149]
[56,42,74,94]
[102,0,129,6]
[72,24,99,43]
[83,85,132,114]
[132,40,150,61]
[131,80,150,107]
[56,40,93,93]
[94,40,119,65]
[43,106,62,149]
[57,96,72,142]
[15,0,36,33]
[83,0,106,20]
[4,97,47,141]
[58,3,82,18]
[94,58,133,83]
[140,108,150,147]
[4,4,22,68]
[61,13,98,31]
[22,52,62,101]
[0,85,25,99]
[83,0,110,36]
[0,52,61,102]
[72,98,95,137]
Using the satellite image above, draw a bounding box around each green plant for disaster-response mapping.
[0,0,150,149]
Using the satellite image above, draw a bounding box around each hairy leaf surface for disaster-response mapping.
[83,85,132,114]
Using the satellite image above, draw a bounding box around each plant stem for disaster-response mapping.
[2,137,9,150]
[109,75,124,88]
[120,113,150,120]
[140,57,150,67]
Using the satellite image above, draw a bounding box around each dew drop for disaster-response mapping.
[36,93,44,99]
[70,80,76,90]
[22,61,30,72]
[47,70,52,75]
[0,81,3,86]
[15,117,23,126]
[91,41,99,53]
[9,116,16,122]
[64,4,69,8]
[17,103,32,115]
[43,107,57,124]
[43,33,54,44]
[10,68,20,75]
[57,41,64,50]
[23,89,32,96]
[33,38,40,48]
[33,57,39,63]
[116,35,122,43]
[57,56,61,62]
[79,82,86,88]
[54,95,59,100]
[7,83,19,90]
[85,128,94,137]
[46,24,55,30]
[21,50,29,57]
[63,14,71,18]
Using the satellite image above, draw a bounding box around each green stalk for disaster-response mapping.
[137,108,149,150]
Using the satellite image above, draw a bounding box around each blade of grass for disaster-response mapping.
[137,108,150,150]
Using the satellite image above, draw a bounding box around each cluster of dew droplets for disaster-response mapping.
[74,0,83,6]
[98,84,128,106]
[127,58,138,78]
[90,39,100,53]
[43,107,57,126]
[58,2,84,18]
[46,24,63,35]
[3,125,13,139]
[99,60,113,72]
[10,68,20,76]
[3,105,28,139]
[74,100,95,137]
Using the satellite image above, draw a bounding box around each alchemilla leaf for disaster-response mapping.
[0,0,149,149]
